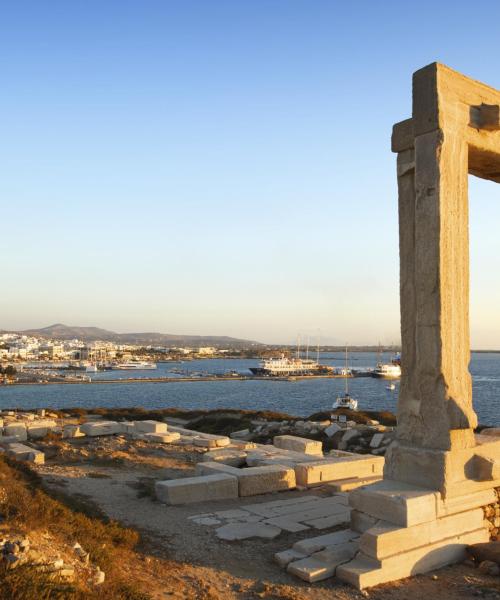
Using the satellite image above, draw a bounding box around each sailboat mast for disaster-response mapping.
[345,345,348,394]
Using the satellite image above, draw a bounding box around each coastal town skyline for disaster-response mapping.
[2,1,500,347]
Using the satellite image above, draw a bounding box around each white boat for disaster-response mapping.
[250,355,331,376]
[85,364,98,373]
[333,347,358,411]
[113,361,157,370]
[373,362,401,379]
[386,382,397,391]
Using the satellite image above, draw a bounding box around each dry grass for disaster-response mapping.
[0,456,152,599]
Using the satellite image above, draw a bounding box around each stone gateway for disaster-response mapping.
[334,63,500,588]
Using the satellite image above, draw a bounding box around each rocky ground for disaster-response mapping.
[1,408,499,599]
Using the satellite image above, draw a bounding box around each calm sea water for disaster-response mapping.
[1,352,499,425]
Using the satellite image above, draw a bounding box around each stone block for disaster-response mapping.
[437,488,497,518]
[287,541,358,582]
[359,508,485,560]
[6,443,45,464]
[324,423,342,437]
[370,433,385,449]
[80,421,121,436]
[197,462,296,496]
[273,435,323,456]
[342,429,362,444]
[295,455,384,486]
[337,528,490,590]
[193,437,230,448]
[349,480,439,527]
[134,420,168,434]
[62,425,85,438]
[155,473,238,505]
[237,465,296,496]
[120,421,137,434]
[26,420,58,439]
[4,424,27,440]
[144,432,181,444]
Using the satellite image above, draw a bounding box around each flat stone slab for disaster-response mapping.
[156,473,238,505]
[80,421,121,437]
[215,522,282,541]
[134,420,168,434]
[287,541,358,582]
[262,517,310,532]
[273,435,323,456]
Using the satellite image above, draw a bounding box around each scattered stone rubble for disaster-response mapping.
[155,428,384,505]
[0,533,104,586]
[231,416,394,457]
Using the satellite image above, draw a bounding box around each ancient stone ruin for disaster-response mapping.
[332,63,500,588]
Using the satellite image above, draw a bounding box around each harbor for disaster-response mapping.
[1,352,499,426]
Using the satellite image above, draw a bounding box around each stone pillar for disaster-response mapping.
[383,63,500,495]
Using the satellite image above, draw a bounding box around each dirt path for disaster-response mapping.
[35,437,500,600]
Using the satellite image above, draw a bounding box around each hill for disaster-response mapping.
[9,324,261,348]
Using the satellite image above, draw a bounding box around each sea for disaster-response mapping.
[1,352,499,426]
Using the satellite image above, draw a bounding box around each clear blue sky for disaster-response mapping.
[1,1,499,346]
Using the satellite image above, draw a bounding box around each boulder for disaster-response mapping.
[325,423,342,438]
[342,429,362,444]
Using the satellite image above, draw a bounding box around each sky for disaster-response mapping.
[1,1,500,347]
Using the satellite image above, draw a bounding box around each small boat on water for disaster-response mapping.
[334,392,358,411]
[333,346,359,411]
[386,382,397,391]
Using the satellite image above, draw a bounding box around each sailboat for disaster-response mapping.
[333,346,358,411]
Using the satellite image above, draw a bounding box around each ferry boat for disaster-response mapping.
[249,355,331,376]
[113,361,157,370]
[372,354,402,379]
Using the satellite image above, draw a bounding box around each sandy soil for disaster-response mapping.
[34,435,500,600]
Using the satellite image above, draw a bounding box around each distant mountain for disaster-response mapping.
[9,324,262,348]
